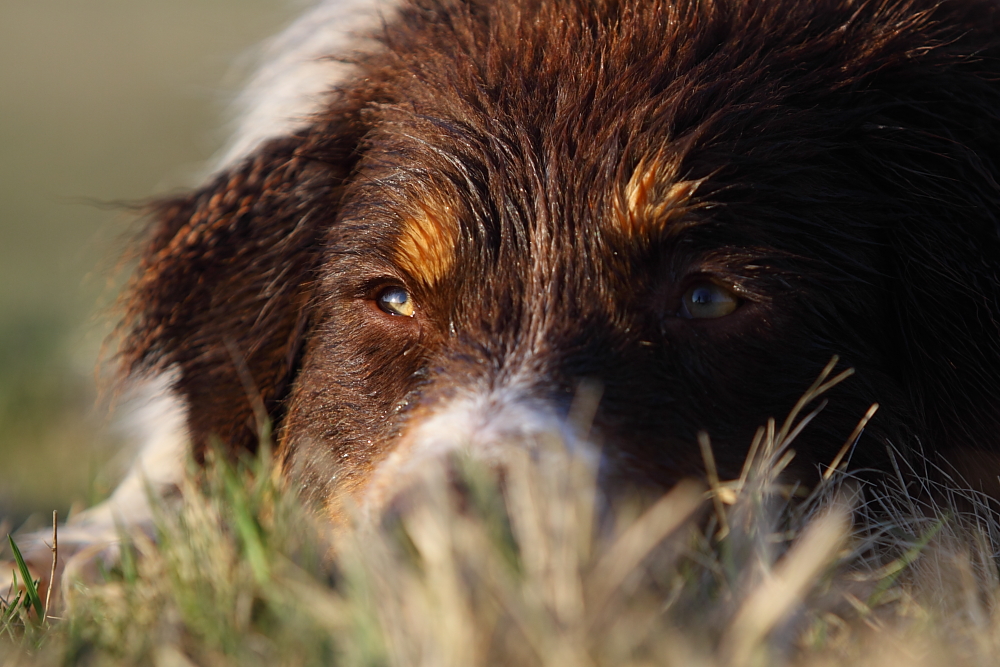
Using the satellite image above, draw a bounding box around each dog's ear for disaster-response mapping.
[119,120,362,457]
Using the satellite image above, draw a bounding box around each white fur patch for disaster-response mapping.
[62,373,189,543]
[215,0,403,171]
[360,387,601,518]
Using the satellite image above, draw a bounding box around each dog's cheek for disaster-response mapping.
[278,307,428,506]
[647,304,866,478]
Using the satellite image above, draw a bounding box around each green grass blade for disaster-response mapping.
[6,535,43,620]
[2,590,25,638]
[224,473,271,585]
[866,517,946,607]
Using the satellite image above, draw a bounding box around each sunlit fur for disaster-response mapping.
[117,0,1000,517]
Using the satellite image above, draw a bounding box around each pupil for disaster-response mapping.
[692,287,713,304]
[384,288,407,305]
[378,286,414,317]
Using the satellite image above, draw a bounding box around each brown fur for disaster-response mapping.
[120,0,1000,509]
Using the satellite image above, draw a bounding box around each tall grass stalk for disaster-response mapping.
[3,381,1000,665]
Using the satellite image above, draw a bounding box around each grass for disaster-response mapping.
[4,365,1000,665]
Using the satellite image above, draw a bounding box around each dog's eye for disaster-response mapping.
[376,286,415,317]
[681,282,739,319]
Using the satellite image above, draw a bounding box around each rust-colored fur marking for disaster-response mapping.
[616,155,704,237]
[394,198,460,288]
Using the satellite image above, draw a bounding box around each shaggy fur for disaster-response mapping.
[119,0,1000,517]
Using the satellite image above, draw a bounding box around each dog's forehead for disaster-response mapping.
[312,0,912,306]
[333,134,704,298]
[329,110,843,302]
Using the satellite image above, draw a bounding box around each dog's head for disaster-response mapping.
[119,0,1000,514]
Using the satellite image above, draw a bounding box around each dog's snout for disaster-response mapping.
[359,391,599,519]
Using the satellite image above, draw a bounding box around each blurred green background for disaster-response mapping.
[0,0,299,529]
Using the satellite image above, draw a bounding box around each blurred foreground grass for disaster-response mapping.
[3,368,1000,666]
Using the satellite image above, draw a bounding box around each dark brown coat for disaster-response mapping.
[121,0,1000,513]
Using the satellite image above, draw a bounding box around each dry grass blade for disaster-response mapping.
[588,479,704,613]
[721,501,851,666]
[43,510,57,622]
[700,433,730,538]
[823,403,879,481]
[775,356,849,445]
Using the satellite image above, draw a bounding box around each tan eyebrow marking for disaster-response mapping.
[615,154,705,236]
[394,196,460,288]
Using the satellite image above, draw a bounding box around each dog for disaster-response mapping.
[8,0,1000,598]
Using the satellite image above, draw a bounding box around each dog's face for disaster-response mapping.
[121,0,1000,514]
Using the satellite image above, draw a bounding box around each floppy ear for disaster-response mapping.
[119,122,362,458]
